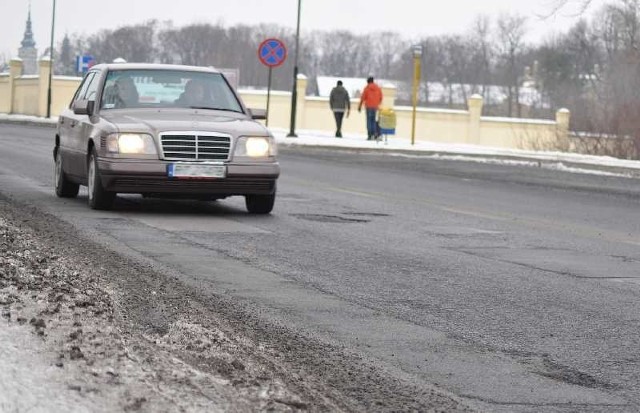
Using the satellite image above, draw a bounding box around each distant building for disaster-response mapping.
[18,6,38,75]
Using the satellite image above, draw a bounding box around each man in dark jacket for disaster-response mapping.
[329,80,351,138]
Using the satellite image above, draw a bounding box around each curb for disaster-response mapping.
[0,117,57,129]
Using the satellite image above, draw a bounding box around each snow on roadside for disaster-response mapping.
[0,113,58,126]
[270,128,640,175]
[0,320,104,412]
[383,153,635,178]
[0,211,232,412]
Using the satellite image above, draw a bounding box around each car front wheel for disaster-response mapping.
[54,148,80,198]
[245,191,276,214]
[87,149,115,210]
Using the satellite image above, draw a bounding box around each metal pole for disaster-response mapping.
[411,47,422,146]
[266,67,272,127]
[287,0,301,137]
[47,0,56,118]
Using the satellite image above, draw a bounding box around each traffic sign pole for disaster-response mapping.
[288,0,302,138]
[266,67,272,127]
[46,0,56,119]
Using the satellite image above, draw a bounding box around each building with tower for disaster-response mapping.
[18,6,38,75]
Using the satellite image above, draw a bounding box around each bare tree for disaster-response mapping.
[315,30,375,78]
[86,21,158,64]
[160,23,227,67]
[468,16,494,98]
[372,31,406,79]
[443,35,475,105]
[496,14,528,117]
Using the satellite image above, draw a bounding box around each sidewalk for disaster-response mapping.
[271,127,640,178]
[2,113,639,178]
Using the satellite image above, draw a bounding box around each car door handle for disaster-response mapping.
[59,118,65,125]
[70,121,77,128]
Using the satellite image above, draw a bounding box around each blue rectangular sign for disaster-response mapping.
[75,55,95,74]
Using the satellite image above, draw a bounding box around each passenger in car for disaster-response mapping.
[176,80,213,107]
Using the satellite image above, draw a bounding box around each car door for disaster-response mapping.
[65,71,99,178]
[58,72,93,179]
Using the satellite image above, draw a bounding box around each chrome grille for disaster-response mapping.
[160,133,231,161]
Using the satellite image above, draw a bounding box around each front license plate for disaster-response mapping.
[168,164,226,178]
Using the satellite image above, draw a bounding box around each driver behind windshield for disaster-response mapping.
[102,76,139,109]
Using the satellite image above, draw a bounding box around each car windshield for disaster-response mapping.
[100,69,243,113]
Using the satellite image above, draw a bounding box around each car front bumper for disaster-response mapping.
[97,158,279,196]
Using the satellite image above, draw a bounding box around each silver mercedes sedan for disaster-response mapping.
[54,63,279,214]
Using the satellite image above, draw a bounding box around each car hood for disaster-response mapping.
[100,109,268,137]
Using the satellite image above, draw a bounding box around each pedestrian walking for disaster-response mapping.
[329,80,351,138]
[357,76,383,140]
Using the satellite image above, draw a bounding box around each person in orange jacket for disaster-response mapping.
[358,76,383,140]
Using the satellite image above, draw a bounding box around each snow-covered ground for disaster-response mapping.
[2,113,639,178]
[270,127,640,178]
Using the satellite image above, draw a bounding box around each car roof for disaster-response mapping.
[90,63,222,74]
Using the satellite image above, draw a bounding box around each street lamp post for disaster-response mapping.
[46,0,57,119]
[411,44,422,145]
[287,0,302,138]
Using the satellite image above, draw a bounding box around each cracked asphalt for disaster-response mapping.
[1,123,640,412]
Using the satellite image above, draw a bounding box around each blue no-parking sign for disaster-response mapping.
[257,38,287,127]
[258,38,287,68]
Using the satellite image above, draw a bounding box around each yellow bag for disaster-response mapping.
[378,107,396,134]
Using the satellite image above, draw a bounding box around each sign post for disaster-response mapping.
[258,38,287,127]
[411,44,423,145]
[46,0,56,119]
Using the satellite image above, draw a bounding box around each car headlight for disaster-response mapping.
[234,136,277,158]
[106,133,157,155]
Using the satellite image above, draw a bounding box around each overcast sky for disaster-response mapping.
[1,0,601,60]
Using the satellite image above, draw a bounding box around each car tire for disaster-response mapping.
[54,148,80,198]
[245,191,275,214]
[87,149,115,210]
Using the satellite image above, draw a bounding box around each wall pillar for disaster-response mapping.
[8,58,24,114]
[381,83,397,109]
[555,108,571,151]
[295,74,308,130]
[38,58,52,117]
[467,94,483,145]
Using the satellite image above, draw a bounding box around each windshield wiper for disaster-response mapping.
[188,106,242,113]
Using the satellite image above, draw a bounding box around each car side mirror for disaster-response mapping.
[249,108,267,120]
[73,99,95,116]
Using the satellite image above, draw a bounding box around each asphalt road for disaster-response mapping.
[1,123,640,412]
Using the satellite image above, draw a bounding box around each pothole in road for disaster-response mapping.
[94,218,130,223]
[533,357,616,389]
[292,214,370,223]
[93,217,132,227]
[277,193,313,202]
[341,212,391,218]
[426,226,504,239]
